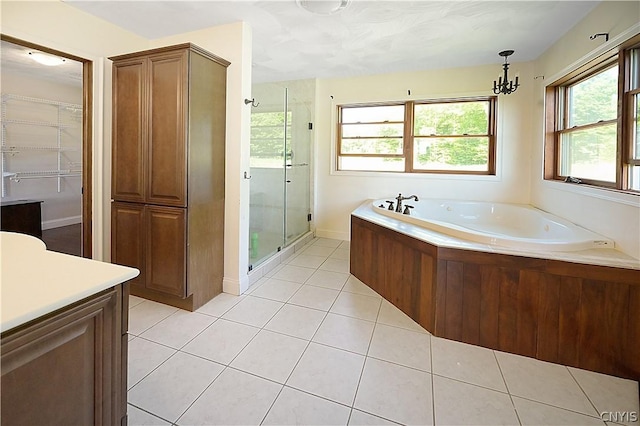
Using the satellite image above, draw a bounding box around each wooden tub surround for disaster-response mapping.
[350,214,640,381]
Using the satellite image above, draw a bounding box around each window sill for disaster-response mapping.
[330,169,501,181]
[542,179,639,207]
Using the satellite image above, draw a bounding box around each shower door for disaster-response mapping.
[249,84,311,269]
[284,87,311,246]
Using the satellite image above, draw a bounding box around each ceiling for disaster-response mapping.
[1,40,83,87]
[64,0,600,83]
[4,1,601,84]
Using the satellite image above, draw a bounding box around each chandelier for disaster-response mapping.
[493,50,519,95]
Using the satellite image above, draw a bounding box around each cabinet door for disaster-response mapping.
[146,205,187,297]
[112,58,146,202]
[147,51,188,207]
[111,202,145,289]
[1,288,123,425]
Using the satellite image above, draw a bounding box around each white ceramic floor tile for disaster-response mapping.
[330,248,350,260]
[264,304,327,340]
[433,375,519,425]
[196,292,244,317]
[230,329,308,383]
[245,276,269,295]
[302,244,337,257]
[431,336,506,391]
[128,337,177,389]
[128,351,224,423]
[264,263,285,278]
[313,238,343,248]
[319,258,350,273]
[339,241,351,249]
[250,278,303,302]
[513,396,606,426]
[306,269,350,290]
[272,264,317,283]
[177,368,281,426]
[181,319,260,365]
[221,295,284,327]
[330,292,381,321]
[288,285,340,311]
[263,386,351,426]
[128,300,179,336]
[288,254,329,269]
[368,323,431,372]
[569,366,639,423]
[127,404,172,425]
[348,409,398,425]
[313,313,375,355]
[287,342,365,406]
[129,295,146,309]
[354,357,433,426]
[139,311,216,349]
[342,276,381,298]
[377,299,426,333]
[496,351,598,416]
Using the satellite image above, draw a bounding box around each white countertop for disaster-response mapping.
[353,201,640,271]
[1,232,140,333]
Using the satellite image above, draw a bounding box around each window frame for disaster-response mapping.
[544,33,640,193]
[336,96,497,175]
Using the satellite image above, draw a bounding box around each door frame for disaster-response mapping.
[1,34,93,257]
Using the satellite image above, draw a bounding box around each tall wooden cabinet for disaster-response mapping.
[110,43,229,311]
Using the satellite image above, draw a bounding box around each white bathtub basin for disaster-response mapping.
[372,198,614,252]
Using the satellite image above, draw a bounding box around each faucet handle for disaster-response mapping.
[403,205,414,215]
[385,200,394,211]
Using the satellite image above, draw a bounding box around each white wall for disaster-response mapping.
[1,72,83,228]
[314,62,535,240]
[2,1,254,290]
[530,1,640,259]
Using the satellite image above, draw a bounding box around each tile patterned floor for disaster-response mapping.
[127,237,639,426]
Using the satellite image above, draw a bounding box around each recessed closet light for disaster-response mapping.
[28,51,66,66]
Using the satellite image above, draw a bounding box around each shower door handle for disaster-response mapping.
[286,163,308,167]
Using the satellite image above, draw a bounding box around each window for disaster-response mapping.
[337,97,496,174]
[545,34,640,193]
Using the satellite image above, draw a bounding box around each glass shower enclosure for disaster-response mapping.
[249,81,313,269]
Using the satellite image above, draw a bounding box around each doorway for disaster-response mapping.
[0,35,92,257]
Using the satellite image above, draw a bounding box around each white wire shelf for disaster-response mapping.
[3,170,81,182]
[1,146,80,153]
[1,94,82,112]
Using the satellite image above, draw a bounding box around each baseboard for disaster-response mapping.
[223,275,248,296]
[42,215,82,230]
[315,228,350,241]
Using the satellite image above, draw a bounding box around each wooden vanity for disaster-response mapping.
[0,232,139,425]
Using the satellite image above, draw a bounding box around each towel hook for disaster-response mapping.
[244,98,259,107]
[589,33,609,42]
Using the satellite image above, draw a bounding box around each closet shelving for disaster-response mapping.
[1,94,82,197]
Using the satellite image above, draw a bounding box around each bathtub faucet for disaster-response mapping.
[395,193,419,213]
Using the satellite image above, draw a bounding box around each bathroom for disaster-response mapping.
[1,1,639,425]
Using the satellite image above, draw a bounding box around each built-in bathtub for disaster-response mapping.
[351,199,640,381]
[373,198,614,252]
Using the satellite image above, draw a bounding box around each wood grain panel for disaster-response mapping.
[111,202,145,289]
[418,253,436,330]
[624,286,640,379]
[557,277,581,367]
[444,261,464,340]
[1,289,121,425]
[112,58,146,202]
[461,263,481,345]
[145,206,186,297]
[517,270,540,358]
[536,273,561,363]
[498,268,519,354]
[147,50,188,207]
[479,265,500,349]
